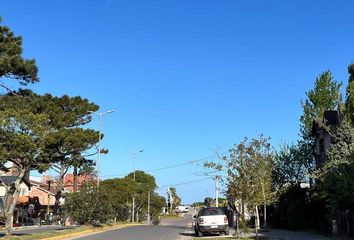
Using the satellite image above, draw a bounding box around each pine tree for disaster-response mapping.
[0,17,38,91]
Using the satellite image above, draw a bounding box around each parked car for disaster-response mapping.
[194,207,229,237]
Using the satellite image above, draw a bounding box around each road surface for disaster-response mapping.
[74,212,195,240]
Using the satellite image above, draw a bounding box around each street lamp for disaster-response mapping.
[88,109,115,187]
[129,149,144,222]
[129,149,144,181]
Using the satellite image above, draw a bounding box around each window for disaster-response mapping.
[199,207,225,216]
[319,138,324,153]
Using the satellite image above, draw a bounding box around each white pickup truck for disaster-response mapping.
[194,207,229,237]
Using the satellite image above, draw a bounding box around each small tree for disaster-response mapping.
[169,187,181,210]
[150,193,165,225]
[63,183,113,225]
[207,135,273,238]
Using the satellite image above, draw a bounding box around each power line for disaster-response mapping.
[101,153,226,179]
[158,177,211,189]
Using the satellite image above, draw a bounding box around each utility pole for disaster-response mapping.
[46,180,52,221]
[167,187,173,215]
[215,175,219,207]
[130,149,144,222]
[147,190,151,224]
[88,109,114,187]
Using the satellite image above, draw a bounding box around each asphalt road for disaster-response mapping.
[74,225,193,240]
[74,212,196,240]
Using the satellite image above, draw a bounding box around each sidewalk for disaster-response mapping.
[230,228,332,240]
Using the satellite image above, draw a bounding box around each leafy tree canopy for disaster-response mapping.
[0,17,38,91]
[301,71,342,136]
[345,63,354,124]
[318,120,354,215]
[273,140,313,192]
[0,89,98,128]
[0,109,49,172]
[126,170,157,191]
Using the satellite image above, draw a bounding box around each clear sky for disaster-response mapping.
[1,1,354,204]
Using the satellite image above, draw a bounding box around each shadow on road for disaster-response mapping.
[179,232,195,237]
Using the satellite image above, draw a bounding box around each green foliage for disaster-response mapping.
[101,178,137,221]
[126,170,157,190]
[276,186,308,230]
[169,187,181,209]
[227,135,274,208]
[43,128,99,167]
[100,171,165,223]
[150,193,166,222]
[204,197,213,207]
[345,63,354,124]
[271,186,330,232]
[0,90,100,219]
[0,90,98,129]
[0,17,38,90]
[273,140,313,192]
[300,71,342,136]
[191,202,204,207]
[318,120,354,216]
[0,109,50,171]
[63,184,114,225]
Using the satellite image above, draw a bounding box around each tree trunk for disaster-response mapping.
[54,166,66,220]
[241,198,245,217]
[255,205,259,240]
[263,203,267,228]
[136,208,139,222]
[4,169,27,236]
[73,165,78,193]
[260,180,267,228]
[236,211,240,238]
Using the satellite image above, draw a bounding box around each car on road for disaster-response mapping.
[175,205,189,213]
[194,207,229,237]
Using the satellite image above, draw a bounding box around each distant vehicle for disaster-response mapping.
[194,207,229,237]
[175,205,189,213]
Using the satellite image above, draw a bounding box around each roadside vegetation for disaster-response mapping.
[205,66,354,238]
[2,223,134,240]
[63,171,166,225]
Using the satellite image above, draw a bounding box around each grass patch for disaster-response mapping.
[3,223,134,240]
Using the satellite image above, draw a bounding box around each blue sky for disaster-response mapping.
[1,1,354,203]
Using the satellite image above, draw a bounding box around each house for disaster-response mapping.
[29,179,56,215]
[64,173,94,192]
[0,175,33,225]
[0,176,31,197]
[312,110,340,168]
